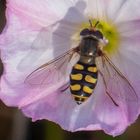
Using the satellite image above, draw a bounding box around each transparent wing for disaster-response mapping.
[97,53,138,104]
[18,22,79,71]
[25,47,79,88]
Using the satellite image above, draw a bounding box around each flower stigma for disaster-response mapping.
[71,19,120,55]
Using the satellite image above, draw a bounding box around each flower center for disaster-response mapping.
[78,19,120,55]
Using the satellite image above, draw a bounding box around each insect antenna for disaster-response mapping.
[94,21,99,28]
[89,19,93,28]
[89,19,99,30]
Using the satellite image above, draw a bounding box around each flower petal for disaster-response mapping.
[113,20,140,86]
[0,8,40,106]
[85,0,108,20]
[0,5,83,106]
[104,20,140,134]
[117,20,140,39]
[107,0,140,23]
[1,0,140,137]
[21,74,133,136]
[7,0,87,26]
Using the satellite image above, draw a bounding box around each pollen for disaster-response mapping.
[99,20,120,54]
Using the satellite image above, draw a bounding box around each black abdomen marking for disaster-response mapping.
[70,61,98,104]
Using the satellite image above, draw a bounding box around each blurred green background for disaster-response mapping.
[0,0,140,139]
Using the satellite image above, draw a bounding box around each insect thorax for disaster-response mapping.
[79,36,99,64]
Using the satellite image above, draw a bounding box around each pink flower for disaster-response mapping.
[1,0,140,136]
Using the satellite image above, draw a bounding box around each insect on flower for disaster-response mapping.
[25,20,138,106]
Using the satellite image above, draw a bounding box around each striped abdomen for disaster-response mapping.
[70,61,98,104]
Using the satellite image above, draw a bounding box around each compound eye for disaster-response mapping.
[80,28,90,36]
[94,31,103,39]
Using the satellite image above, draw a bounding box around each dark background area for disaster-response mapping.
[0,0,140,139]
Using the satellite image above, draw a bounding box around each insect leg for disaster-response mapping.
[60,82,70,93]
[98,70,119,107]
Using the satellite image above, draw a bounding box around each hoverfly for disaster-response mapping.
[25,20,138,105]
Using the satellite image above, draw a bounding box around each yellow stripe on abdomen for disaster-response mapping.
[70,74,83,80]
[70,84,81,91]
[73,94,88,99]
[88,67,97,73]
[83,86,93,94]
[74,64,84,70]
[85,75,97,84]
